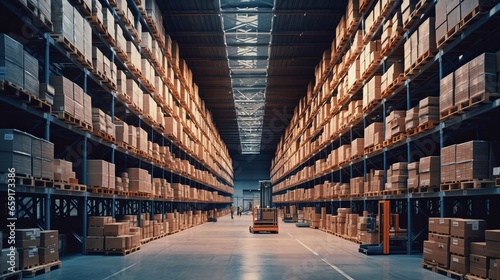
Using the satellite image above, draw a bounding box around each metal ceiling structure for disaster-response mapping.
[160,0,347,156]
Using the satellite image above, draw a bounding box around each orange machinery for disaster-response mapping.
[249,208,279,234]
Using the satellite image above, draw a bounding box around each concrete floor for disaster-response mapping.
[37,214,449,280]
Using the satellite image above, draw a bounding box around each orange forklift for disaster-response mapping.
[249,207,279,234]
[359,200,408,255]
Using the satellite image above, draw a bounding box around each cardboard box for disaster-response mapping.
[450,237,477,256]
[88,216,112,227]
[103,223,126,236]
[88,227,104,236]
[487,241,500,258]
[38,246,59,263]
[450,254,469,274]
[469,254,488,278]
[86,236,104,251]
[105,236,128,250]
[18,247,38,269]
[490,259,500,280]
[487,230,500,242]
[471,242,487,256]
[15,229,40,248]
[429,233,450,245]
[450,219,486,239]
[429,218,451,235]
[40,230,58,248]
[423,240,450,268]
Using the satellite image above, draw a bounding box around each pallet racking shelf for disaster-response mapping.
[271,0,500,254]
[0,0,234,254]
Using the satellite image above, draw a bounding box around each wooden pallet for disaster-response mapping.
[465,274,488,280]
[403,0,429,30]
[53,182,86,192]
[381,74,406,99]
[421,261,450,274]
[0,174,34,186]
[0,270,22,280]
[440,105,461,121]
[0,80,52,113]
[22,261,61,278]
[440,182,460,191]
[87,186,115,195]
[437,24,461,49]
[460,180,495,189]
[105,246,140,256]
[391,133,407,145]
[362,98,381,113]
[383,139,392,148]
[33,178,54,188]
[382,189,407,196]
[140,238,152,244]
[116,190,132,196]
[117,92,132,104]
[86,249,105,254]
[417,120,439,133]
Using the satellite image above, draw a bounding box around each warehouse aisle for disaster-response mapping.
[36,215,448,280]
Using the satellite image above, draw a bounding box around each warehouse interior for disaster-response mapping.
[2,0,500,279]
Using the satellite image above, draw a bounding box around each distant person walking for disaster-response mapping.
[230,205,235,219]
[238,206,243,216]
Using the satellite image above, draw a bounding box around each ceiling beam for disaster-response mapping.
[162,9,344,17]
[166,31,334,37]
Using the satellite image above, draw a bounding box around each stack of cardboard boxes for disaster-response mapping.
[15,229,40,269]
[405,107,419,132]
[365,169,384,193]
[424,218,452,268]
[419,156,441,188]
[128,168,152,194]
[364,122,384,150]
[385,110,406,141]
[363,75,381,109]
[440,72,455,115]
[86,216,140,254]
[442,140,498,184]
[350,177,364,196]
[387,162,407,191]
[407,162,419,189]
[449,219,486,274]
[39,230,59,264]
[87,160,115,190]
[418,97,440,126]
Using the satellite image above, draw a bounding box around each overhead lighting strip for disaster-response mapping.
[219,0,274,154]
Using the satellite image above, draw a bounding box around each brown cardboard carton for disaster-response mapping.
[18,247,38,269]
[103,223,126,236]
[471,242,487,256]
[428,233,450,245]
[489,259,499,280]
[487,241,500,258]
[423,240,450,268]
[469,254,488,278]
[38,246,59,263]
[450,219,486,239]
[40,230,58,248]
[88,216,112,227]
[450,237,478,256]
[86,236,104,251]
[15,228,40,248]
[105,236,127,250]
[450,254,469,274]
[88,226,104,236]
[429,218,451,235]
[487,230,500,242]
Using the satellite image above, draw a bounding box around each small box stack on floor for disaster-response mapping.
[422,217,500,278]
[424,218,452,269]
[16,229,40,269]
[87,216,141,255]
